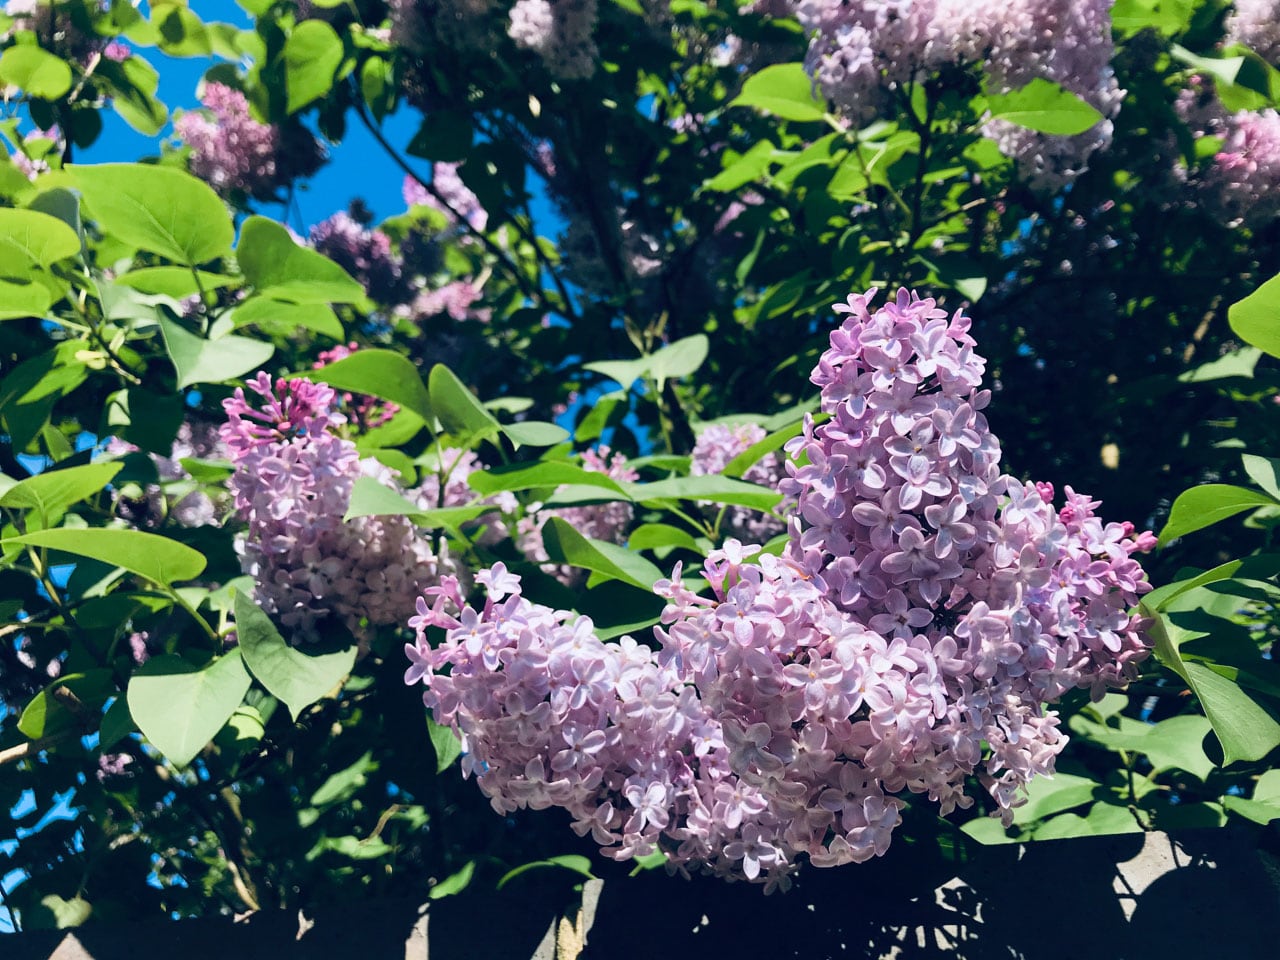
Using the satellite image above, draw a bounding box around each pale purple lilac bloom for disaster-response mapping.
[406,288,1154,888]
[691,423,786,542]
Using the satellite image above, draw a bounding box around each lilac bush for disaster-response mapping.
[406,288,1155,888]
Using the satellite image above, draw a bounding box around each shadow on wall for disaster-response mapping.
[6,829,1279,960]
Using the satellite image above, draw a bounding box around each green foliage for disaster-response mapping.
[126,652,253,768]
[984,79,1105,134]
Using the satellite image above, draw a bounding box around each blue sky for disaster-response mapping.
[77,0,457,227]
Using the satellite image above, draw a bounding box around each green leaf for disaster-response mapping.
[1170,45,1244,88]
[626,523,702,553]
[70,163,233,265]
[1148,601,1280,764]
[428,861,475,899]
[18,671,115,739]
[114,267,234,300]
[985,78,1103,135]
[542,516,662,591]
[501,420,570,449]
[0,207,81,275]
[428,364,500,441]
[127,651,252,768]
[231,296,344,341]
[583,356,649,393]
[469,462,630,498]
[1229,272,1280,359]
[0,46,73,99]
[1008,772,1097,825]
[158,314,274,389]
[282,21,344,113]
[428,716,462,774]
[722,420,802,479]
[730,63,826,122]
[1,528,206,584]
[99,696,134,749]
[1031,802,1143,840]
[27,894,92,931]
[649,335,709,389]
[1178,346,1261,382]
[0,461,122,516]
[627,475,782,511]
[704,141,773,192]
[1243,454,1280,502]
[236,216,365,304]
[313,348,433,422]
[1144,554,1280,610]
[0,277,53,320]
[497,855,596,891]
[310,751,376,806]
[1158,483,1278,544]
[343,474,423,522]
[233,591,356,720]
[1222,769,1280,823]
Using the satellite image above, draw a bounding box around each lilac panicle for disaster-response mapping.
[407,288,1154,888]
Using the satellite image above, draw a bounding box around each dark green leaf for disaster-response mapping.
[231,296,344,341]
[313,348,433,422]
[428,364,500,440]
[497,855,596,890]
[18,671,115,739]
[627,475,782,511]
[542,516,662,591]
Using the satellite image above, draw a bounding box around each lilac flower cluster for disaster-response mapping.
[3,0,127,67]
[388,0,500,53]
[309,212,413,306]
[793,0,1122,188]
[408,280,490,323]
[508,0,599,80]
[403,164,488,232]
[517,447,638,586]
[1175,78,1280,229]
[407,288,1154,887]
[175,83,321,198]
[222,374,461,643]
[406,562,790,887]
[1225,0,1280,65]
[691,423,786,543]
[106,421,227,529]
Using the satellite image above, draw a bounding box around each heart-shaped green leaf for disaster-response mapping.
[127,651,252,768]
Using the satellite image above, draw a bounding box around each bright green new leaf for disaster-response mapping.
[501,420,570,449]
[159,314,274,389]
[115,267,235,300]
[429,363,500,440]
[0,208,81,274]
[70,163,232,265]
[627,475,782,511]
[1158,483,1278,544]
[730,63,826,122]
[0,46,73,99]
[127,651,251,768]
[233,591,356,720]
[0,461,122,516]
[1229,272,1280,359]
[985,78,1104,135]
[2,527,206,584]
[236,216,365,304]
[231,296,345,341]
[1242,453,1280,502]
[0,278,53,320]
[282,21,344,113]
[468,461,630,498]
[542,516,663,591]
[649,334,709,389]
[314,348,433,422]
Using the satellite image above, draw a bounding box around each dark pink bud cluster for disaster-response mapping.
[222,374,461,642]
